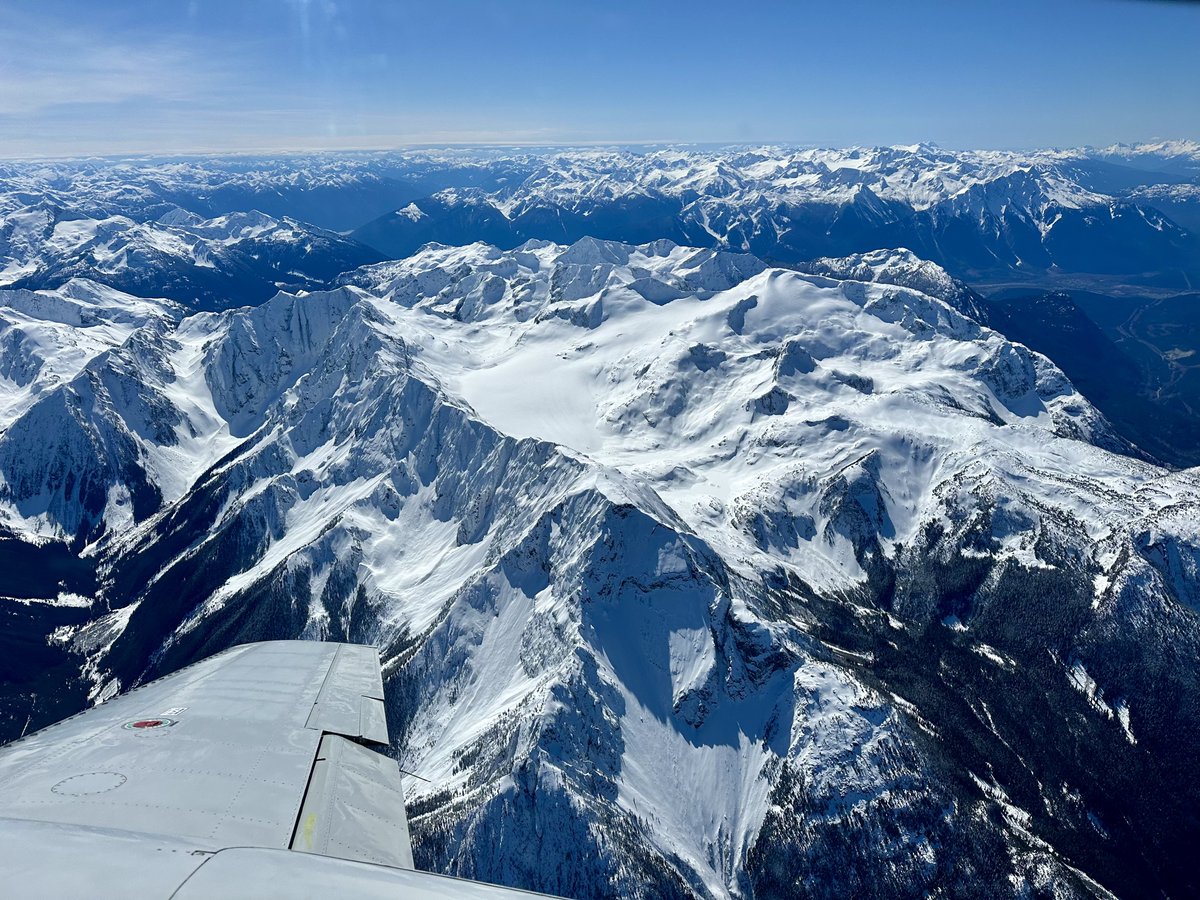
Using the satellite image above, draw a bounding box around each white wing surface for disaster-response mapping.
[0,640,552,898]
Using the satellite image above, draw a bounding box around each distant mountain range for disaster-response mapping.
[347,143,1200,287]
[5,142,1199,289]
[0,204,383,309]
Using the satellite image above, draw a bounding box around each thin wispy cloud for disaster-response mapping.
[0,44,206,116]
[0,6,248,116]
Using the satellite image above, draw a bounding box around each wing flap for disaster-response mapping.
[290,733,414,868]
[359,695,389,743]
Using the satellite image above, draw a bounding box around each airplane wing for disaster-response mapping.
[0,640,552,898]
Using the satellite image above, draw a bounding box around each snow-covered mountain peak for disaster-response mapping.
[0,279,180,429]
[799,248,978,310]
[341,142,1200,283]
[337,237,1135,592]
[176,209,308,243]
[342,237,768,325]
[155,206,205,228]
[0,199,382,310]
[1094,139,1200,163]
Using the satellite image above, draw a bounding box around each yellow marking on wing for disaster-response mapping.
[301,812,318,849]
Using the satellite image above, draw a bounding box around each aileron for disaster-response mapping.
[290,732,414,868]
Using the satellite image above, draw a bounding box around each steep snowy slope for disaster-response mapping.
[1,238,1198,896]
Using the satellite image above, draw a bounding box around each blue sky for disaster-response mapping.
[0,0,1196,156]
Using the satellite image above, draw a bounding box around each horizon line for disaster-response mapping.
[0,136,1196,165]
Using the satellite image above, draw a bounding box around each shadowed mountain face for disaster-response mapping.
[1,234,1199,898]
[981,288,1200,468]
